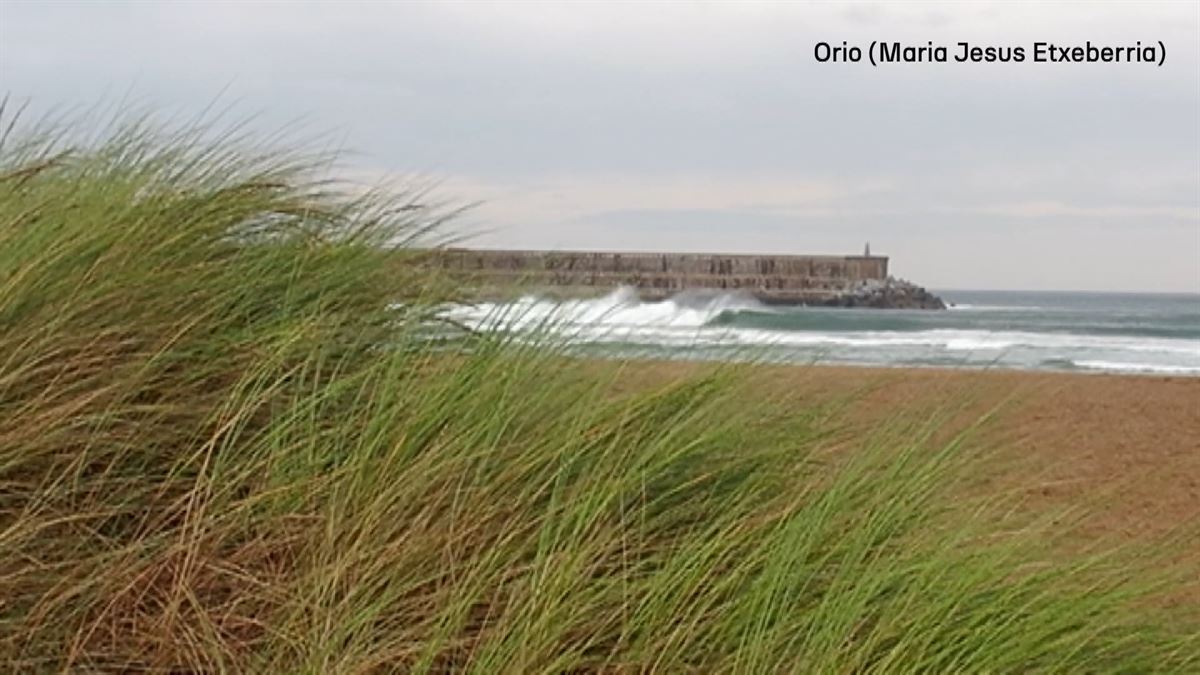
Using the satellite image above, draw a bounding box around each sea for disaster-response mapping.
[443,287,1200,376]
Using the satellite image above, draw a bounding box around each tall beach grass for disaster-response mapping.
[1,111,1196,672]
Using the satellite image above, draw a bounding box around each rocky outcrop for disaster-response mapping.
[816,277,946,310]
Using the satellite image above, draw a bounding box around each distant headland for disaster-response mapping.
[427,246,946,310]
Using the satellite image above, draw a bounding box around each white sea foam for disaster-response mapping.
[1070,360,1200,375]
[946,303,1045,312]
[712,329,1199,358]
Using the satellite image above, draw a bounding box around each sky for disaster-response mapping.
[2,0,1198,292]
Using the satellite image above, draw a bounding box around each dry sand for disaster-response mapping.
[619,363,1200,546]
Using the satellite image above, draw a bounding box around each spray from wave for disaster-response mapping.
[444,286,767,332]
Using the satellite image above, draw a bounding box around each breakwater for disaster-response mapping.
[430,248,945,309]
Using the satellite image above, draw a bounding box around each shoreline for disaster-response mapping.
[616,354,1200,379]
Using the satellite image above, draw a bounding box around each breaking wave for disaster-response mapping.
[443,286,768,332]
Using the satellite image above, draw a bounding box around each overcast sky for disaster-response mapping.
[2,0,1198,292]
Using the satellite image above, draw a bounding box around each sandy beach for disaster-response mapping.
[621,363,1200,545]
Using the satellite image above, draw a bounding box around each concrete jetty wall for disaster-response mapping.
[431,248,908,305]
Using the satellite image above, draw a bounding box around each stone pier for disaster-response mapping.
[428,248,944,309]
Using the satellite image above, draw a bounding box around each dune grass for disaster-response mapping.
[1,113,1197,672]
